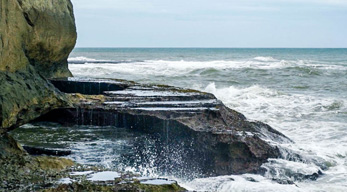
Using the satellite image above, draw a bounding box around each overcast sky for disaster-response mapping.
[71,0,347,48]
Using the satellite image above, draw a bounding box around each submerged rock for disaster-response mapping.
[23,145,72,156]
[37,77,292,177]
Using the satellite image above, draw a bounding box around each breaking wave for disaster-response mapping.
[67,50,347,191]
[68,56,143,64]
[176,83,347,191]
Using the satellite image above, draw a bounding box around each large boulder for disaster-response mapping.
[0,0,76,132]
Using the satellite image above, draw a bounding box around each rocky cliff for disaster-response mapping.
[0,0,77,132]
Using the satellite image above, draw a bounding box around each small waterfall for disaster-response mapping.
[89,108,93,125]
[76,107,80,125]
[98,82,101,94]
[83,84,86,94]
[114,114,118,127]
[81,108,85,125]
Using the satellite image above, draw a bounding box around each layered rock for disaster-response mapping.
[0,0,76,132]
[37,77,292,177]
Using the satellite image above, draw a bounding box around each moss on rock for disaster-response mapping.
[0,0,76,132]
[0,66,70,133]
[43,180,186,192]
[0,134,75,191]
[36,156,75,171]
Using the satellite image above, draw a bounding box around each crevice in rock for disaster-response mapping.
[23,12,34,27]
[50,79,130,95]
[23,146,71,156]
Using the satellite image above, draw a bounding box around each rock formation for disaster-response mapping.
[0,0,76,132]
[0,0,295,190]
[39,77,291,177]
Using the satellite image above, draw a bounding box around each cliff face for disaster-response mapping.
[0,0,76,77]
[0,0,77,132]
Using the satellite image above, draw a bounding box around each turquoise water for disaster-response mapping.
[68,48,347,191]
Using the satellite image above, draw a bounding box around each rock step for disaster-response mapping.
[43,77,292,177]
[103,99,220,109]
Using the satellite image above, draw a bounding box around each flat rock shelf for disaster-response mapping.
[35,77,291,178]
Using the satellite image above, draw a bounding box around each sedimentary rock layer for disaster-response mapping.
[40,77,291,177]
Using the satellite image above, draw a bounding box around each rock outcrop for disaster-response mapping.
[0,0,76,132]
[37,77,292,178]
[0,0,294,188]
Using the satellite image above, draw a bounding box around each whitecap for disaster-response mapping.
[253,56,277,62]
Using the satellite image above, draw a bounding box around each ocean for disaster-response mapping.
[68,48,347,191]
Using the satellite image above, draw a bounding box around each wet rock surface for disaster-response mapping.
[49,171,185,192]
[37,77,292,177]
[1,132,187,191]
[0,133,74,191]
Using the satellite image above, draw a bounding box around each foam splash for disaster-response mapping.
[66,54,347,191]
[177,174,301,192]
[176,82,347,191]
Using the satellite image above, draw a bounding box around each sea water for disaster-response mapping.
[68,48,347,191]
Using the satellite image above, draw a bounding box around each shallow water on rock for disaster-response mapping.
[10,122,202,179]
[10,123,150,170]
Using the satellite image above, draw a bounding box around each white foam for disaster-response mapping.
[135,99,218,105]
[68,56,97,62]
[103,101,126,105]
[87,171,121,181]
[262,159,322,178]
[106,90,198,97]
[253,56,277,62]
[70,171,94,176]
[140,179,176,185]
[178,174,301,192]
[69,58,347,80]
[197,82,347,191]
[131,107,218,111]
[58,178,74,184]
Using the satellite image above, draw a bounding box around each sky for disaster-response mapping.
[71,0,347,48]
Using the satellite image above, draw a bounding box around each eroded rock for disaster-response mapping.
[37,77,292,177]
[0,0,76,77]
[0,0,76,132]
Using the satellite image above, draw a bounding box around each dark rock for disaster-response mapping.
[38,77,292,177]
[23,146,71,156]
[0,67,69,133]
[0,133,75,191]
